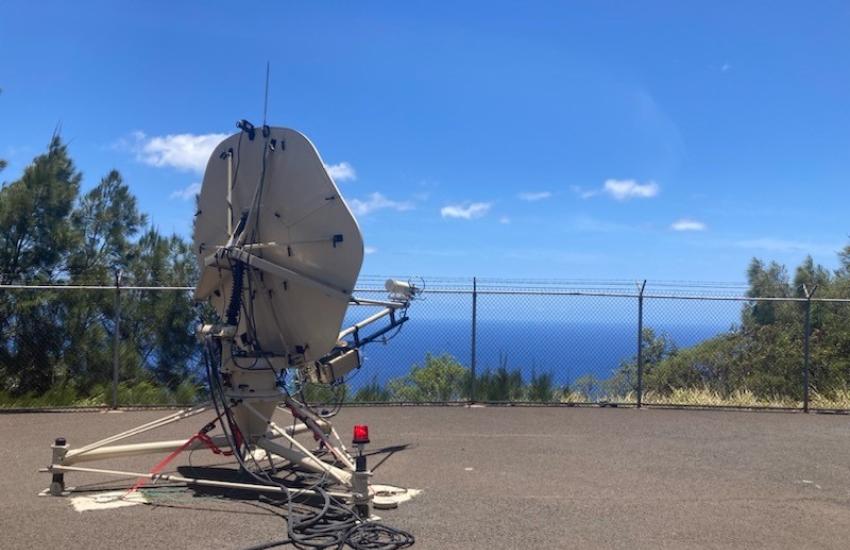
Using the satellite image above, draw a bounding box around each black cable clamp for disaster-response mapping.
[236,119,256,140]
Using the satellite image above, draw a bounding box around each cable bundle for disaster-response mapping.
[203,337,414,550]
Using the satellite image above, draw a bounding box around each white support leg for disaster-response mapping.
[63,435,229,466]
[256,437,352,486]
[251,402,355,474]
[70,404,211,456]
[275,399,355,470]
[46,464,353,501]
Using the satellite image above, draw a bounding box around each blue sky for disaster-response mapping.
[2,1,849,281]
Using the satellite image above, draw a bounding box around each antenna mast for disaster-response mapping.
[262,61,270,126]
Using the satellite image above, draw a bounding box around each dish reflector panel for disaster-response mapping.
[193,127,363,363]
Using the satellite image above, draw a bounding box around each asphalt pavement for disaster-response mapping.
[2,406,850,549]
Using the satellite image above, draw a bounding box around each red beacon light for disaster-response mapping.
[352,424,370,445]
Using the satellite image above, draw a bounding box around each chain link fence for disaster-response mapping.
[2,278,849,410]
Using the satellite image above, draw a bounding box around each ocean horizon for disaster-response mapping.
[344,317,732,391]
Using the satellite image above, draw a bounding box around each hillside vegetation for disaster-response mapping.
[0,136,201,404]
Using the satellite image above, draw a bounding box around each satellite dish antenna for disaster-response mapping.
[43,120,420,530]
[194,123,364,363]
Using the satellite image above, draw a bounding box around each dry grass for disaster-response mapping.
[810,388,850,409]
[560,387,814,409]
[560,390,635,404]
[642,388,800,408]
[557,386,850,410]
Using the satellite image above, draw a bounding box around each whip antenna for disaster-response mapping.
[262,61,270,126]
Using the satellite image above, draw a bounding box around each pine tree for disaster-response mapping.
[0,136,81,394]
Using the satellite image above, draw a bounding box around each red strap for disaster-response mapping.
[196,432,235,456]
[125,419,245,496]
[126,433,201,495]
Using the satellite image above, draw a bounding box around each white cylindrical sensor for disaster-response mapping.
[385,279,414,298]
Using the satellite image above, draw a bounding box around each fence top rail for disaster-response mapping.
[0,284,195,291]
[356,287,850,302]
[4,284,850,303]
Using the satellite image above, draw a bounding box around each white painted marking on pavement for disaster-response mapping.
[70,490,147,512]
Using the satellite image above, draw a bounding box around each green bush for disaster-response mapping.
[174,380,201,405]
[526,369,555,402]
[476,367,523,401]
[119,380,172,405]
[0,385,80,407]
[300,382,348,404]
[353,377,392,402]
[388,353,468,402]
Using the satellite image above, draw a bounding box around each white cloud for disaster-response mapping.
[170,182,202,201]
[440,202,492,220]
[131,131,228,173]
[349,192,414,216]
[518,191,552,202]
[364,246,377,255]
[499,216,511,224]
[572,180,660,201]
[602,179,659,200]
[325,161,357,182]
[671,218,707,232]
[570,185,598,199]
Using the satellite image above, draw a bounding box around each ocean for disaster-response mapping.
[344,317,733,391]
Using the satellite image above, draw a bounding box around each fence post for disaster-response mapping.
[636,280,647,408]
[112,269,122,410]
[470,276,478,404]
[802,284,816,413]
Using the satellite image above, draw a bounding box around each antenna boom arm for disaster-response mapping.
[197,247,352,303]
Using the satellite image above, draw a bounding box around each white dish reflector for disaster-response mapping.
[193,127,363,363]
